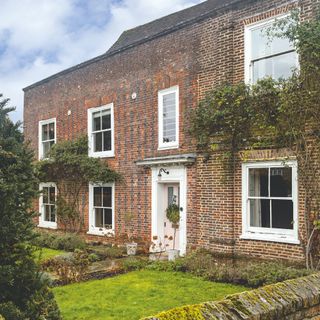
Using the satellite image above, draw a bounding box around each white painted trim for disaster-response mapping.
[151,166,187,255]
[38,182,57,229]
[87,182,115,236]
[87,103,115,158]
[241,160,299,244]
[244,14,298,84]
[38,118,56,160]
[158,86,179,150]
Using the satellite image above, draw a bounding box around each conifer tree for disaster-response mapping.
[0,94,61,320]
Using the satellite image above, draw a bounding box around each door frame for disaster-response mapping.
[151,166,187,255]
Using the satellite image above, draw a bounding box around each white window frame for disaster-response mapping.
[158,86,179,150]
[241,160,299,244]
[244,14,299,84]
[88,103,114,158]
[38,182,57,229]
[87,182,115,236]
[38,118,56,160]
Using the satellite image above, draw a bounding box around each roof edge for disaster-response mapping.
[23,0,246,92]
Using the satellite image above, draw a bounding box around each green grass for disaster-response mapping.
[53,270,247,320]
[34,247,65,262]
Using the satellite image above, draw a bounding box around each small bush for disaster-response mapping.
[0,302,23,320]
[121,257,150,271]
[33,232,86,252]
[88,245,125,259]
[143,249,312,288]
[42,250,90,284]
[88,253,100,263]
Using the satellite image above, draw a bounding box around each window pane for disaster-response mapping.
[94,208,103,228]
[42,124,49,141]
[50,205,56,222]
[43,141,51,158]
[162,92,176,143]
[168,187,174,205]
[270,167,292,197]
[44,205,51,221]
[103,131,111,151]
[49,122,55,140]
[249,199,270,228]
[104,209,112,228]
[49,187,55,204]
[249,168,268,197]
[94,187,102,207]
[252,51,296,83]
[43,187,49,204]
[102,111,111,130]
[93,112,101,131]
[94,132,102,152]
[251,25,293,60]
[102,187,112,207]
[272,200,293,229]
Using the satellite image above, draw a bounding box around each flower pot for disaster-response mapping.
[126,242,138,256]
[168,249,180,261]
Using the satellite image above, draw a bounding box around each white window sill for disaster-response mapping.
[240,232,300,245]
[88,151,115,158]
[87,229,115,237]
[38,223,57,230]
[158,145,179,151]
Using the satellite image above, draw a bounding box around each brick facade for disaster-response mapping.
[24,0,318,261]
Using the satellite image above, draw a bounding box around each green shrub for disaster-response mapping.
[42,250,90,285]
[121,257,149,271]
[88,253,100,263]
[241,262,311,288]
[0,302,23,320]
[88,245,125,259]
[145,249,312,288]
[34,232,86,252]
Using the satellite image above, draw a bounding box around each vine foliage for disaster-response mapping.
[190,9,320,269]
[36,136,122,232]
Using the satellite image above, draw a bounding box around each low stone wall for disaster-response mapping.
[142,273,320,320]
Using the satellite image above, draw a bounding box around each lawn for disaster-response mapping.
[53,270,247,320]
[34,247,65,262]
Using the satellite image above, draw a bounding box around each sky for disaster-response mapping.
[0,0,204,123]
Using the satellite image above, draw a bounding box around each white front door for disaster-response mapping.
[151,166,187,255]
[164,184,180,250]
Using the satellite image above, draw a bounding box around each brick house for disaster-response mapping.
[23,0,318,262]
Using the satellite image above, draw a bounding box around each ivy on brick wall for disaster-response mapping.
[190,9,320,269]
[36,136,122,232]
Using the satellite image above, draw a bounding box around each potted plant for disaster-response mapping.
[166,203,180,261]
[124,212,137,256]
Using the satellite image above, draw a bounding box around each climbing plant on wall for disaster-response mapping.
[190,9,320,269]
[36,136,122,232]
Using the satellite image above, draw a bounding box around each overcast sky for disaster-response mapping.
[0,0,203,123]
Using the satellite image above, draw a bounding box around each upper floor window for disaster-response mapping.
[245,16,298,83]
[88,183,114,236]
[38,118,56,159]
[241,160,299,244]
[158,86,179,150]
[88,104,114,158]
[39,182,57,229]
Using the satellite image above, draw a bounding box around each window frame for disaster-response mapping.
[241,160,299,244]
[158,86,179,150]
[38,118,56,160]
[38,182,57,229]
[87,182,115,236]
[244,14,299,84]
[87,103,114,158]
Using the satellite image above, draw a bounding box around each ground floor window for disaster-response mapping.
[88,183,114,235]
[39,182,57,229]
[241,160,299,244]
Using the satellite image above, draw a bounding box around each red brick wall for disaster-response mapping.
[24,0,318,261]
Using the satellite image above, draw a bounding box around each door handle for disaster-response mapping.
[180,207,183,211]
